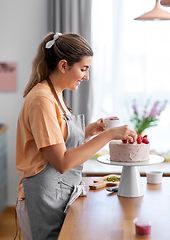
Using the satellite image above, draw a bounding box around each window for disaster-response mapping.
[91,0,170,153]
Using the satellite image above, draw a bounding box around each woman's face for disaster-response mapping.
[64,56,93,91]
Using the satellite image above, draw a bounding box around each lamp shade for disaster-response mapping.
[134,0,170,20]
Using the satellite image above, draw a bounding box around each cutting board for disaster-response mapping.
[89,174,121,190]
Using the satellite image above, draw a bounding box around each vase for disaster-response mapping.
[137,131,144,136]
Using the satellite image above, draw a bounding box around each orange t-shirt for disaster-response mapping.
[16,83,67,200]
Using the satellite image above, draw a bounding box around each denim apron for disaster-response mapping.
[23,113,86,240]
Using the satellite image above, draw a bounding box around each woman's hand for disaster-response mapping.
[109,125,137,143]
[42,124,137,174]
[84,118,106,141]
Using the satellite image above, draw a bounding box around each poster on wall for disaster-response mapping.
[0,62,17,91]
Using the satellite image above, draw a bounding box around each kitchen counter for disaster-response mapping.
[82,157,170,176]
[58,177,170,240]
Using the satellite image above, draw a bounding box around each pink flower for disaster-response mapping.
[149,101,159,118]
[131,99,167,134]
[157,100,167,116]
[142,100,149,119]
[132,101,138,115]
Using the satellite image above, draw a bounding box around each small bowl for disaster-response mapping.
[146,171,163,184]
[134,217,152,236]
[103,116,119,130]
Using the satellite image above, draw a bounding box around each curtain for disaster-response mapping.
[91,0,170,153]
[48,0,92,125]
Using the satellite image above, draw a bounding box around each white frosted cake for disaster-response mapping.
[109,140,150,163]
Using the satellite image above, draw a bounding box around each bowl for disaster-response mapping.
[146,171,163,184]
[103,116,119,130]
[134,217,152,236]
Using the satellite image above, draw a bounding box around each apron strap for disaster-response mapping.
[46,76,71,120]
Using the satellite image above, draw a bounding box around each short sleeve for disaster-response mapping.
[28,95,65,150]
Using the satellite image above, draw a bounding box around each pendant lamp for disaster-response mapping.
[134,0,170,20]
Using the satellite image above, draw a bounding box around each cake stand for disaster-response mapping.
[97,154,164,198]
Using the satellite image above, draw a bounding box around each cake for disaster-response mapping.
[109,135,150,162]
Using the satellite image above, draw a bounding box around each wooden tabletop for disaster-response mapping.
[58,177,170,240]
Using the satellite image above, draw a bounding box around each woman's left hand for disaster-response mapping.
[84,118,106,141]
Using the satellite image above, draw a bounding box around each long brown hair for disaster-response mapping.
[23,33,93,97]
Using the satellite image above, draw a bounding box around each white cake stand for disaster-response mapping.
[97,154,164,198]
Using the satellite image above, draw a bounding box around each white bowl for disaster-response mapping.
[146,171,163,184]
[103,116,119,130]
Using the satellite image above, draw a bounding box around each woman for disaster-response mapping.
[16,32,137,240]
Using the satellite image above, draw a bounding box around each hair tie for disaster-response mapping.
[45,32,62,49]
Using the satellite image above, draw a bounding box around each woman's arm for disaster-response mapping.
[41,125,137,174]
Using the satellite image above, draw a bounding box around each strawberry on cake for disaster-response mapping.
[109,135,150,162]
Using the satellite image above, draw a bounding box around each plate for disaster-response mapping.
[97,154,164,167]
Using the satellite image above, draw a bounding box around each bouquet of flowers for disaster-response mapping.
[130,100,167,135]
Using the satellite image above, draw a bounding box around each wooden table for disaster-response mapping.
[58,177,170,240]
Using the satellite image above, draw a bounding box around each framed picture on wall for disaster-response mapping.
[0,62,17,92]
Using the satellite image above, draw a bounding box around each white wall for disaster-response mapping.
[0,0,48,205]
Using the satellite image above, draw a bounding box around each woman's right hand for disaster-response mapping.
[109,125,137,143]
[42,124,137,174]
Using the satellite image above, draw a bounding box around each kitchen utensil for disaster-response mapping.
[146,171,163,184]
[106,186,119,192]
[103,117,119,130]
[89,174,120,190]
[97,154,164,197]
